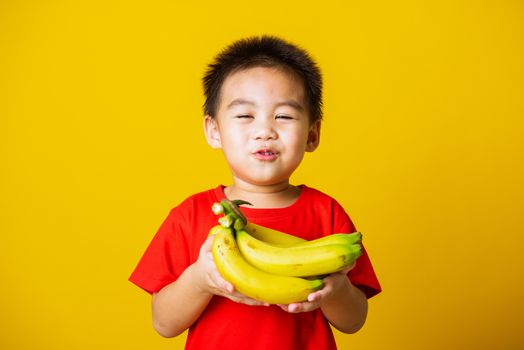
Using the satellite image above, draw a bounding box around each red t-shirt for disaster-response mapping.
[129,185,381,350]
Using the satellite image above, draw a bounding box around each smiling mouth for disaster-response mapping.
[253,149,278,161]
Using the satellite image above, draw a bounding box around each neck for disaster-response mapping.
[224,179,301,208]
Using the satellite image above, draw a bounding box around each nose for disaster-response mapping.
[253,118,278,141]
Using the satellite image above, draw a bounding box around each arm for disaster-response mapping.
[317,271,368,333]
[151,263,212,338]
[151,234,266,338]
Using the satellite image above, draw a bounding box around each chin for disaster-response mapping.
[235,168,292,187]
[248,176,289,187]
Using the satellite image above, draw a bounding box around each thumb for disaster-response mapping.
[201,233,215,254]
[338,262,356,275]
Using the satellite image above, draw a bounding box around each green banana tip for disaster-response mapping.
[353,244,363,257]
[350,232,363,244]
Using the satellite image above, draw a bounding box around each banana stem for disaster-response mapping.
[220,199,244,225]
[231,199,253,207]
[212,202,224,215]
[212,199,251,230]
[218,213,235,228]
[233,218,245,231]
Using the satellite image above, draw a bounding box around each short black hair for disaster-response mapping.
[202,35,323,123]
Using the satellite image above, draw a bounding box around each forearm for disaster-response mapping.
[152,264,212,338]
[321,279,368,334]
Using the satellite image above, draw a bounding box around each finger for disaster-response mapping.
[277,304,289,312]
[285,301,321,313]
[287,303,302,313]
[212,272,234,294]
[240,298,269,306]
[228,293,269,306]
[206,264,232,293]
[205,251,214,261]
[216,284,269,307]
[199,235,215,258]
[298,301,321,313]
[337,264,354,276]
[202,234,215,250]
[222,280,234,294]
[307,291,322,302]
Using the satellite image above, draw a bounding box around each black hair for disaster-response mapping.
[202,35,323,123]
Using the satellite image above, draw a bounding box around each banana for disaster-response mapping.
[244,222,306,246]
[211,225,323,304]
[215,199,361,248]
[215,199,306,246]
[236,229,362,277]
[292,232,362,248]
[215,199,305,246]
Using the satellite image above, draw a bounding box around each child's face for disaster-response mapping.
[204,66,320,188]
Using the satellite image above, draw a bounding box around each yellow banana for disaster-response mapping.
[245,222,362,249]
[211,225,323,304]
[236,229,362,277]
[244,222,306,246]
[215,199,305,247]
[292,232,362,248]
[215,199,362,248]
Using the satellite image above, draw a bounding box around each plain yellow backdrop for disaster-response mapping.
[1,0,523,349]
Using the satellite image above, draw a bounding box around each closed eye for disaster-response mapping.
[276,115,293,120]
[236,114,253,119]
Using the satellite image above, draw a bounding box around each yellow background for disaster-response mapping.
[1,0,523,349]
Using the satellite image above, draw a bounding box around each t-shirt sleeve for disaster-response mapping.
[129,207,191,294]
[333,201,382,299]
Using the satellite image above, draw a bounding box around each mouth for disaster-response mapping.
[253,149,278,161]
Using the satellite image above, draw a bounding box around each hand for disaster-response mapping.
[194,234,268,306]
[277,264,356,313]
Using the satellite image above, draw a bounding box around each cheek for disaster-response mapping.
[284,131,309,151]
[221,131,247,157]
[219,126,239,145]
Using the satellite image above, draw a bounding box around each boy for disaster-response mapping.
[129,35,381,349]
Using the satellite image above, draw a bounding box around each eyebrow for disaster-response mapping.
[227,98,305,111]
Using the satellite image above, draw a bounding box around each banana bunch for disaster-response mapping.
[210,225,323,304]
[209,199,363,304]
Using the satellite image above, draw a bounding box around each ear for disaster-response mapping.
[203,115,222,149]
[306,120,321,152]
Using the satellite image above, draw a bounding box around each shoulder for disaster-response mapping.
[155,185,224,244]
[175,186,221,207]
[301,185,333,199]
[301,185,346,211]
[300,185,354,232]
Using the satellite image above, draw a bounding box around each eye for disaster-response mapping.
[276,115,293,120]
[236,114,253,119]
